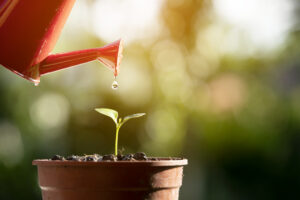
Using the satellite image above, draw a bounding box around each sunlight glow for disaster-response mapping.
[213,0,294,50]
[92,0,163,43]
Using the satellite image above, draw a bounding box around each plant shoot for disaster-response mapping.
[95,108,145,156]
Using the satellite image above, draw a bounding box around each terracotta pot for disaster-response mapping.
[33,158,188,200]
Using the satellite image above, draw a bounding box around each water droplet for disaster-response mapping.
[112,80,119,90]
[34,82,39,86]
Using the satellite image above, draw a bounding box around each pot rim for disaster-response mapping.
[33,157,188,167]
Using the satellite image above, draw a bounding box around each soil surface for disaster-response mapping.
[50,152,156,162]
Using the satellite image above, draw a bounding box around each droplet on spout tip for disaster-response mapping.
[112,80,119,90]
[34,82,39,86]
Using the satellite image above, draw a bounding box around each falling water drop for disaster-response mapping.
[112,77,119,90]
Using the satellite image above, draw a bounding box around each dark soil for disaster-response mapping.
[50,152,151,162]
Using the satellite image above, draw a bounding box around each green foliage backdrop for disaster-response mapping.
[0,0,300,199]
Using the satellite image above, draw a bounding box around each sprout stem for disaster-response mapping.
[115,125,120,156]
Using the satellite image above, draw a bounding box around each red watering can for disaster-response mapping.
[0,0,123,84]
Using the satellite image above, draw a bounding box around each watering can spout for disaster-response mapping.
[39,39,123,81]
[7,39,123,84]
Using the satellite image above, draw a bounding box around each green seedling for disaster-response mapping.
[95,108,146,156]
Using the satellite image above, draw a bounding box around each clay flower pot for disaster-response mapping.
[33,158,188,200]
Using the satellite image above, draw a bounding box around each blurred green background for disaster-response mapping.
[1,0,300,199]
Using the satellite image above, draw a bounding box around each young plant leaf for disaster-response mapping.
[95,108,118,125]
[122,113,146,125]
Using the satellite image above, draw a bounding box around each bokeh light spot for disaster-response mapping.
[30,93,70,131]
[0,122,24,167]
[116,59,152,106]
[209,73,247,112]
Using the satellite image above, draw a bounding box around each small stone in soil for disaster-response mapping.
[122,154,135,161]
[66,155,80,161]
[117,154,124,160]
[51,155,64,160]
[85,156,96,161]
[93,154,100,158]
[102,154,117,161]
[133,152,147,160]
[97,157,103,162]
